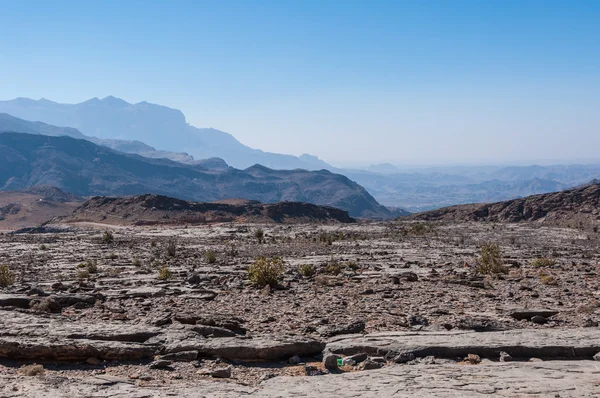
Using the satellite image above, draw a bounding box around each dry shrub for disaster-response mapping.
[476,242,508,275]
[0,265,13,287]
[538,270,558,285]
[102,230,114,244]
[19,364,44,376]
[299,264,316,277]
[166,237,177,257]
[531,258,556,267]
[247,257,283,288]
[157,264,173,280]
[204,250,217,264]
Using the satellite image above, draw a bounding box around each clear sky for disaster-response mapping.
[1,0,599,166]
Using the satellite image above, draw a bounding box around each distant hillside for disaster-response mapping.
[59,194,355,225]
[0,97,332,170]
[0,132,392,219]
[0,187,83,230]
[408,182,600,230]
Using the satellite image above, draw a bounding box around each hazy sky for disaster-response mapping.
[1,0,599,166]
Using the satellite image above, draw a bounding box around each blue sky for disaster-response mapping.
[1,0,599,165]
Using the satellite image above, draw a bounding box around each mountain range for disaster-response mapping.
[0,131,395,219]
[1,97,599,212]
[0,97,331,170]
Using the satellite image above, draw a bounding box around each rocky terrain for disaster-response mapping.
[409,181,600,231]
[59,194,355,225]
[0,132,395,218]
[1,217,600,396]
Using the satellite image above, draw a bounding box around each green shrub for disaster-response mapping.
[247,257,284,288]
[299,264,316,277]
[0,265,13,287]
[531,258,556,267]
[204,250,217,264]
[476,242,508,275]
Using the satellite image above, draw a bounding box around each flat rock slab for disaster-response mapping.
[327,329,600,359]
[164,334,326,361]
[259,361,600,397]
[2,361,600,397]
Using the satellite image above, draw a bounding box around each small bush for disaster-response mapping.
[539,270,558,285]
[531,258,556,268]
[476,242,508,275]
[19,364,44,376]
[102,230,114,244]
[166,237,177,257]
[0,265,14,287]
[157,264,173,280]
[204,250,217,264]
[299,264,316,277]
[247,257,284,288]
[78,259,99,274]
[76,269,90,279]
[40,244,48,250]
[324,259,344,275]
[255,228,265,243]
[318,231,335,245]
[225,244,238,257]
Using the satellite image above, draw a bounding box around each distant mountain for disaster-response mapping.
[0,132,392,219]
[0,97,332,170]
[407,181,600,230]
[0,113,202,165]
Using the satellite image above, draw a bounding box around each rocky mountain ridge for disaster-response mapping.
[0,132,392,218]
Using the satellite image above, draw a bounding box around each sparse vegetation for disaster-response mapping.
[76,269,90,279]
[531,257,556,267]
[539,270,558,285]
[157,264,173,280]
[102,230,114,244]
[299,263,316,277]
[0,265,14,287]
[476,242,508,275]
[166,237,177,257]
[224,243,238,257]
[19,364,44,376]
[247,256,284,288]
[204,249,217,264]
[78,259,98,274]
[324,259,344,275]
[255,228,265,243]
[346,261,359,271]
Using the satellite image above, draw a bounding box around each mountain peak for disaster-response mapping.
[100,96,130,107]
